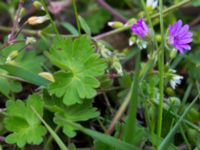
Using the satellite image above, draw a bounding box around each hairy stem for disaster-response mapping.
[157,0,165,143]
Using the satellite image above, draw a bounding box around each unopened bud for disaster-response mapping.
[125,18,136,26]
[6,50,19,63]
[129,36,137,46]
[170,48,177,59]
[169,97,181,107]
[138,12,145,18]
[27,15,49,25]
[6,60,16,65]
[166,87,174,96]
[155,34,161,42]
[25,37,36,45]
[112,60,123,76]
[20,7,26,17]
[101,47,112,59]
[33,1,44,10]
[108,21,123,29]
[38,72,55,82]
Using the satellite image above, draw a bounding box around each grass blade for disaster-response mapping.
[159,94,200,149]
[0,64,51,86]
[31,106,68,150]
[124,51,141,144]
[56,116,138,150]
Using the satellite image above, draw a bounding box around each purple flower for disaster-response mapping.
[168,20,193,53]
[131,18,149,38]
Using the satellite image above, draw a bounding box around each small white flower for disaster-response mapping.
[136,39,147,50]
[129,39,134,46]
[169,70,183,89]
[108,21,115,27]
[25,37,36,45]
[129,36,137,46]
[146,0,158,9]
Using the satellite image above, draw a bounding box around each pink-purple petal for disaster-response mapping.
[131,18,149,39]
[168,20,193,53]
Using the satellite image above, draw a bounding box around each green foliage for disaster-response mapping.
[78,15,91,35]
[61,22,79,35]
[2,42,45,73]
[44,93,99,137]
[192,0,200,6]
[46,36,106,105]
[186,50,200,80]
[4,95,47,148]
[84,6,111,34]
[0,69,22,97]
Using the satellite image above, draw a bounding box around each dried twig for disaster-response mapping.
[96,0,127,23]
[7,0,24,43]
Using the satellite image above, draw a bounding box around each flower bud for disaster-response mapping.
[170,48,177,59]
[33,1,44,10]
[129,36,137,46]
[20,7,26,17]
[128,18,136,25]
[6,50,19,63]
[27,15,49,25]
[6,60,16,65]
[108,21,123,29]
[101,47,112,59]
[25,37,36,45]
[166,87,174,96]
[112,60,123,76]
[155,34,161,42]
[38,72,55,82]
[169,97,181,107]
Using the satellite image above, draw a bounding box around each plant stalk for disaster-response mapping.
[124,51,141,144]
[72,0,81,35]
[157,0,165,141]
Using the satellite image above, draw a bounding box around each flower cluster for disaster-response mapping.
[131,19,193,53]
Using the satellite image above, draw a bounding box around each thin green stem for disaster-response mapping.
[157,0,165,141]
[94,0,190,40]
[159,94,199,149]
[44,126,61,150]
[179,82,193,110]
[72,0,81,35]
[40,0,59,35]
[107,50,155,135]
[31,106,68,150]
[141,0,158,48]
[180,125,191,150]
[151,0,191,19]
[124,51,141,144]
